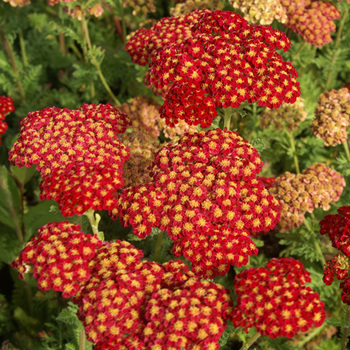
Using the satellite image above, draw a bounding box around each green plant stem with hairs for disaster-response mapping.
[223,108,232,130]
[117,0,127,44]
[296,322,327,349]
[79,328,86,350]
[287,131,300,174]
[1,29,26,100]
[240,331,261,350]
[153,230,165,262]
[19,30,28,67]
[84,208,103,240]
[81,17,121,106]
[325,6,349,91]
[292,40,307,63]
[343,140,350,162]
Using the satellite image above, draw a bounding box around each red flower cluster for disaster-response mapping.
[78,260,232,350]
[11,222,102,298]
[9,104,130,216]
[231,258,326,338]
[320,205,350,256]
[127,10,300,128]
[269,163,345,232]
[281,0,340,47]
[113,129,280,277]
[0,96,15,145]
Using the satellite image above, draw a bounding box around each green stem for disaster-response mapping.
[343,140,350,162]
[310,212,318,226]
[325,6,349,91]
[81,17,121,106]
[293,40,307,63]
[223,108,232,130]
[83,209,104,240]
[1,29,26,100]
[19,30,28,67]
[287,131,300,174]
[153,230,164,262]
[297,323,327,349]
[240,332,261,350]
[341,307,350,350]
[59,32,66,56]
[70,42,84,60]
[79,328,86,350]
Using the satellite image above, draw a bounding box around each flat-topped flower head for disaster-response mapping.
[228,0,288,24]
[47,0,104,19]
[11,222,102,298]
[113,129,280,277]
[231,257,326,338]
[260,97,307,131]
[311,88,350,146]
[9,103,131,216]
[281,0,340,47]
[269,163,345,232]
[127,10,300,128]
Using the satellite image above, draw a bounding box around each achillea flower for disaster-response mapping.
[2,0,30,6]
[281,0,340,47]
[47,0,104,19]
[113,129,280,277]
[119,97,161,140]
[140,10,299,127]
[320,207,350,304]
[231,258,326,338]
[11,222,102,298]
[269,163,345,232]
[170,0,224,17]
[260,97,307,131]
[79,259,232,350]
[311,88,350,146]
[320,206,350,257]
[9,103,130,216]
[123,0,156,16]
[0,96,15,144]
[229,0,287,24]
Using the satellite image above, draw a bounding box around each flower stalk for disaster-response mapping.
[240,331,261,350]
[84,209,103,241]
[287,131,300,174]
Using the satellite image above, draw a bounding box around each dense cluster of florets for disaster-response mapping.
[113,128,280,277]
[229,0,287,24]
[260,97,307,131]
[127,10,300,128]
[231,258,326,338]
[9,103,130,216]
[2,0,29,6]
[269,163,345,232]
[170,0,224,16]
[11,222,102,298]
[0,96,15,144]
[281,0,340,47]
[320,206,350,304]
[47,0,104,19]
[311,88,350,146]
[123,0,156,16]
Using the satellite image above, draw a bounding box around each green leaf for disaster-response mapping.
[10,165,36,186]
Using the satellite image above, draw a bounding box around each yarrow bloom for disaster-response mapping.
[0,96,15,145]
[112,128,280,277]
[228,0,287,24]
[231,258,326,338]
[320,206,350,304]
[127,10,300,128]
[268,163,345,232]
[47,0,104,19]
[9,103,130,216]
[311,88,350,146]
[11,222,102,298]
[170,0,224,17]
[281,0,340,47]
[77,259,232,349]
[260,97,307,131]
[2,0,29,6]
[123,0,156,16]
